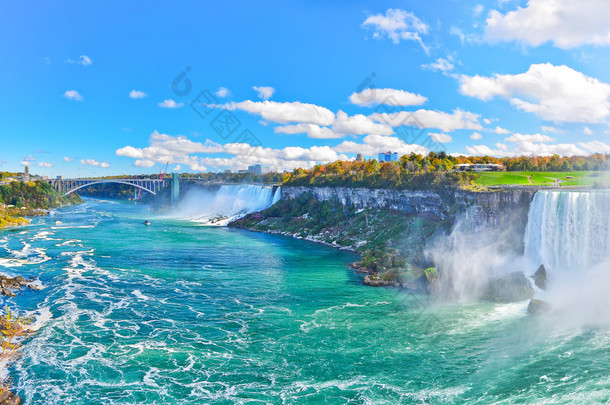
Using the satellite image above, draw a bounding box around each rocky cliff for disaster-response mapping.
[281,186,535,226]
[231,186,537,290]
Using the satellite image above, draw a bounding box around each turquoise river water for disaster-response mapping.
[0,199,609,404]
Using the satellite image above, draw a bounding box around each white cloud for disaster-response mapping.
[460,63,610,123]
[494,126,510,134]
[221,100,335,126]
[81,159,110,168]
[349,88,427,107]
[465,132,610,157]
[421,57,455,74]
[79,55,92,66]
[116,131,349,172]
[173,165,181,172]
[474,4,484,16]
[129,90,148,99]
[362,8,429,53]
[465,144,512,157]
[333,134,428,156]
[428,132,453,143]
[63,90,83,101]
[505,133,555,143]
[372,108,483,132]
[470,132,483,140]
[484,0,610,48]
[253,86,275,100]
[216,87,231,98]
[273,110,393,139]
[584,126,593,135]
[38,162,53,168]
[66,55,92,66]
[63,156,74,162]
[332,111,393,136]
[274,123,341,139]
[541,125,564,133]
[579,140,610,153]
[158,99,184,109]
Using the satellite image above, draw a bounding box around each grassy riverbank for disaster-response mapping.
[474,171,602,187]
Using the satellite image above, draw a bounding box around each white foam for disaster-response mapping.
[25,307,52,332]
[132,289,150,301]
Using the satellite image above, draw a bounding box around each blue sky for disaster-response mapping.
[2,0,610,176]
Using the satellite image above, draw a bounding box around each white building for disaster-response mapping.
[454,163,505,172]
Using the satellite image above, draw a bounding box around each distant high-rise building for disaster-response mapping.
[248,164,270,175]
[23,165,30,182]
[355,153,363,162]
[248,164,262,175]
[378,151,398,162]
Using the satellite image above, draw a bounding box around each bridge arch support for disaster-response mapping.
[44,178,169,197]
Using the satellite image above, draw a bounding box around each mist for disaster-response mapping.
[425,213,531,302]
[427,190,610,328]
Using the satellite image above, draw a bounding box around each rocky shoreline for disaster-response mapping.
[0,274,44,405]
[0,275,42,297]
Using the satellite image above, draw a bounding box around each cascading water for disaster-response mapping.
[524,190,610,272]
[167,184,281,225]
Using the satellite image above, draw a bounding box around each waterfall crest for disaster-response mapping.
[524,190,610,272]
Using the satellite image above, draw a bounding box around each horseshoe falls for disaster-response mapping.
[523,190,610,328]
[524,190,610,272]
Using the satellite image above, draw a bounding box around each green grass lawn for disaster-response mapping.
[474,171,600,187]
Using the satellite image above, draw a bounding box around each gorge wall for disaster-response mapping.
[231,186,539,285]
[281,186,536,228]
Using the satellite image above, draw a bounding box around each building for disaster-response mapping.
[378,151,398,162]
[355,153,363,162]
[454,163,505,172]
[57,175,64,180]
[247,164,270,175]
[22,165,30,182]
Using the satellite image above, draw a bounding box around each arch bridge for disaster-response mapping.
[43,178,170,196]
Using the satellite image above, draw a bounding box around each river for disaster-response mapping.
[0,198,609,403]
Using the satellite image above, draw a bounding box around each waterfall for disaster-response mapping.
[166,184,281,225]
[524,190,610,271]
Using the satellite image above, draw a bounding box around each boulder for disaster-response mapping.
[363,274,400,287]
[481,272,534,303]
[527,299,552,315]
[0,390,21,405]
[533,264,547,290]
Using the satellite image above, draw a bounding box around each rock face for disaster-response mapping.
[527,299,552,314]
[281,186,535,228]
[363,274,400,287]
[0,275,38,296]
[533,264,547,290]
[481,272,535,303]
[282,186,450,219]
[0,389,21,405]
